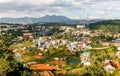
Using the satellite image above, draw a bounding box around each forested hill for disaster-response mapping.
[88,20,120,30]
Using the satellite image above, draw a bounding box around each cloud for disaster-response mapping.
[0,0,14,3]
[0,0,119,19]
[19,0,55,6]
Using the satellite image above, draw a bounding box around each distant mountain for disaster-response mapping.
[39,15,70,22]
[0,17,33,23]
[0,15,102,24]
[0,15,70,23]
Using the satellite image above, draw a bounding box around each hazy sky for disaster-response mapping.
[0,0,120,19]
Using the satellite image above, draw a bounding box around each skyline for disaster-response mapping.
[0,0,120,19]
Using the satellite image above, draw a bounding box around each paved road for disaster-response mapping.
[92,47,108,50]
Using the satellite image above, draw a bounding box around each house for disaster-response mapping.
[82,61,91,66]
[38,52,43,56]
[112,39,120,47]
[61,40,67,45]
[50,60,66,67]
[50,40,61,46]
[80,51,91,66]
[101,42,110,46]
[38,37,47,46]
[23,30,33,36]
[54,58,59,60]
[0,25,8,31]
[78,40,92,50]
[116,51,120,58]
[17,35,33,40]
[27,61,37,65]
[80,51,90,60]
[33,39,39,44]
[118,47,120,50]
[68,42,78,53]
[104,60,115,73]
[76,25,85,29]
[29,64,60,76]
[44,42,50,48]
[14,52,21,62]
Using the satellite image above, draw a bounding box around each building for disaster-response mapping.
[76,25,85,29]
[104,60,115,73]
[29,64,60,76]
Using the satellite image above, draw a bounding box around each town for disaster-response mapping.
[0,20,120,76]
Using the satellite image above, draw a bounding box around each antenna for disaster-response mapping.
[86,13,89,26]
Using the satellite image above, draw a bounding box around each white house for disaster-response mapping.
[116,51,120,58]
[104,60,115,73]
[80,51,91,66]
[76,25,85,29]
[15,52,21,62]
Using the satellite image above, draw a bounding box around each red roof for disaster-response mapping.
[105,61,114,67]
[105,63,111,66]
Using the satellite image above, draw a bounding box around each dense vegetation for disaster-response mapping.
[0,34,31,76]
[88,20,120,35]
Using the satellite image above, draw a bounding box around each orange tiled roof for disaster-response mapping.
[50,60,66,66]
[30,64,60,71]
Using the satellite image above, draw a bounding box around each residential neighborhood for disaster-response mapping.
[1,20,120,76]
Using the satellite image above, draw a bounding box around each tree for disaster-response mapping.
[0,34,32,76]
[0,58,10,75]
[0,47,19,76]
[53,34,61,39]
[90,36,100,47]
[62,33,68,40]
[0,34,18,75]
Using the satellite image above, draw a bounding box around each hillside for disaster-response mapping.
[88,20,120,30]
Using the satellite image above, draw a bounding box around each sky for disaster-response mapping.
[0,0,120,19]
